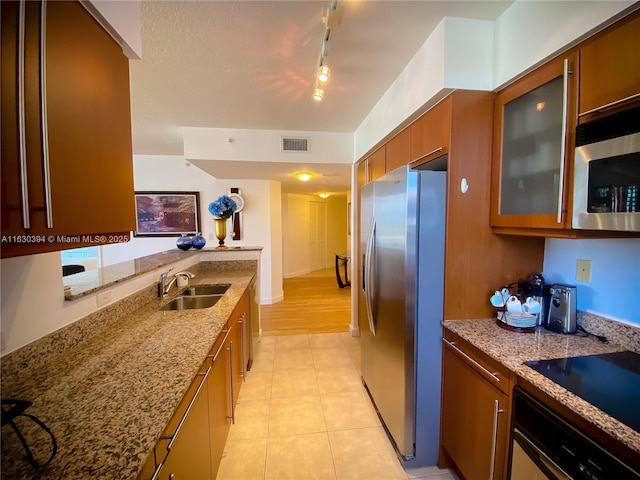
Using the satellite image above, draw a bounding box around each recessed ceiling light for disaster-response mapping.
[319,193,330,198]
[296,172,313,182]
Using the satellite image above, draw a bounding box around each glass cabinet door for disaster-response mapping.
[500,75,564,215]
[491,54,577,232]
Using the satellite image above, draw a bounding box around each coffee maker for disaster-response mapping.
[517,273,552,327]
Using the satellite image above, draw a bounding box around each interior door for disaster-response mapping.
[309,201,327,271]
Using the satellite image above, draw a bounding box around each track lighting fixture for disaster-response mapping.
[313,85,325,101]
[312,1,340,101]
[317,64,330,83]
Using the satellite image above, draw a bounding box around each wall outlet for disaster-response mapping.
[97,291,111,307]
[576,258,592,283]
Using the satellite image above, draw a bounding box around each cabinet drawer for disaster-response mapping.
[443,329,512,396]
[409,96,451,167]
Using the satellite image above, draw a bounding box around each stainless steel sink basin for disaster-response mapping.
[181,284,230,296]
[160,295,222,311]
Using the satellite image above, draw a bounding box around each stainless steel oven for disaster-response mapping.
[509,387,640,480]
[572,105,640,231]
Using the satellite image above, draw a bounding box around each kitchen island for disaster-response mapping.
[1,259,257,479]
[443,318,640,457]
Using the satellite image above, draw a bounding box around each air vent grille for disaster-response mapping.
[282,137,310,153]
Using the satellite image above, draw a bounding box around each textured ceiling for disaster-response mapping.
[129,1,513,193]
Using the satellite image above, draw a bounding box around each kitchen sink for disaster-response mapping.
[160,294,222,311]
[181,284,230,296]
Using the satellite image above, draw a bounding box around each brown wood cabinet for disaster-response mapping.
[410,96,452,168]
[490,10,640,238]
[155,366,213,480]
[440,329,512,480]
[207,328,233,477]
[140,289,250,480]
[490,54,578,234]
[578,11,640,120]
[440,90,545,319]
[367,146,386,183]
[385,127,410,172]
[1,0,135,258]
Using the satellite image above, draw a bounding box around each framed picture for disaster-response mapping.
[134,191,201,236]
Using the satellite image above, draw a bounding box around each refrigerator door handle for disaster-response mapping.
[365,217,376,335]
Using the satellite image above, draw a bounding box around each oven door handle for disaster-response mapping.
[512,428,572,480]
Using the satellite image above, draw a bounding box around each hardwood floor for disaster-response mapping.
[260,268,352,336]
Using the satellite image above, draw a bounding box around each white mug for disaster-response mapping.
[490,292,505,307]
[522,297,541,314]
[506,296,522,313]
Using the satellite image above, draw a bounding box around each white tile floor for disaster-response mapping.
[216,333,458,480]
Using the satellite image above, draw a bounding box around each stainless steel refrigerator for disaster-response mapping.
[359,164,446,467]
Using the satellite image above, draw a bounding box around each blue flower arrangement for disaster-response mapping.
[208,195,237,219]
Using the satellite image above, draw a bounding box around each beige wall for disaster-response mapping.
[282,193,348,278]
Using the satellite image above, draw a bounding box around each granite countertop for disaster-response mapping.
[1,266,256,479]
[443,319,640,454]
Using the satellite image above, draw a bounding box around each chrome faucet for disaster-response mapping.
[157,268,196,298]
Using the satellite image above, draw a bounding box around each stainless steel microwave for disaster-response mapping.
[573,106,640,231]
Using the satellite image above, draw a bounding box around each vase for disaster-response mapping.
[214,218,228,247]
[176,233,192,251]
[192,232,206,249]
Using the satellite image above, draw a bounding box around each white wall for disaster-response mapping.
[184,127,353,165]
[493,1,634,88]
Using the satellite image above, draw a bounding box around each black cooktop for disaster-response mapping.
[525,351,640,432]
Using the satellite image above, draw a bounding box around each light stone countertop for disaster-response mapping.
[1,263,256,479]
[442,319,640,455]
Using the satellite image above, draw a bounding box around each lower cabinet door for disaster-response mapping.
[208,336,233,477]
[156,369,212,480]
[441,344,508,480]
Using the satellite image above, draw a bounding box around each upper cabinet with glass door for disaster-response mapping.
[491,54,578,235]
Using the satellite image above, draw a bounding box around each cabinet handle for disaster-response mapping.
[150,461,163,480]
[17,1,30,229]
[39,0,53,228]
[239,315,246,381]
[166,365,211,452]
[578,92,640,118]
[489,399,504,480]
[227,341,235,424]
[409,146,444,166]
[442,338,500,384]
[557,58,570,224]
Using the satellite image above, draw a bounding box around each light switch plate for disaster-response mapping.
[576,259,592,283]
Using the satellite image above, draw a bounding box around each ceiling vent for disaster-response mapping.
[281,136,310,153]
